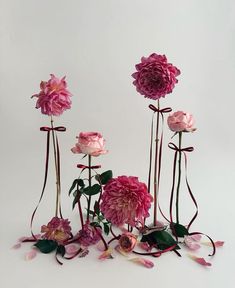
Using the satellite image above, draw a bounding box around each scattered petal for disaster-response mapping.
[65,244,79,255]
[25,249,37,261]
[12,243,21,249]
[138,242,152,252]
[202,241,224,247]
[98,247,113,260]
[129,257,154,269]
[188,254,212,267]
[190,234,202,242]
[96,240,106,252]
[185,235,201,250]
[115,245,129,257]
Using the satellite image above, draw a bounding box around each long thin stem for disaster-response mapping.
[176,132,182,224]
[87,155,92,222]
[50,116,60,217]
[153,100,160,226]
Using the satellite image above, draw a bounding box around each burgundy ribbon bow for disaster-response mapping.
[40,126,66,132]
[149,104,172,114]
[77,164,101,169]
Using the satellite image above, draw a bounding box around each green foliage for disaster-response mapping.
[57,245,65,257]
[141,230,179,250]
[34,240,58,254]
[95,170,113,185]
[171,223,189,237]
[83,184,101,196]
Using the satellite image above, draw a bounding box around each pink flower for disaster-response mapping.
[119,232,137,253]
[184,235,201,250]
[32,74,72,116]
[100,176,153,227]
[132,53,180,100]
[71,132,108,157]
[167,111,196,132]
[41,217,71,244]
[77,223,101,247]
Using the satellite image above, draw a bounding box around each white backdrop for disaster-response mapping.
[1,0,235,287]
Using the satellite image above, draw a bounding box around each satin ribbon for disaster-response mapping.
[168,142,198,230]
[30,126,66,239]
[147,104,172,225]
[77,164,101,169]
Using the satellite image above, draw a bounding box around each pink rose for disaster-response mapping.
[71,132,108,157]
[119,232,137,252]
[32,74,72,116]
[167,111,196,132]
[132,53,180,100]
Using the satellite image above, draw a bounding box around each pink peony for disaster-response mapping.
[132,53,180,100]
[167,111,196,132]
[100,176,153,227]
[119,232,137,252]
[71,132,108,157]
[41,217,72,244]
[32,74,72,116]
[77,223,101,247]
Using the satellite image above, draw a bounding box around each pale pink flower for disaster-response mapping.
[132,53,180,100]
[71,132,108,157]
[100,176,153,227]
[32,74,72,116]
[167,111,196,132]
[41,217,71,244]
[77,223,101,247]
[184,235,201,250]
[129,257,154,268]
[119,232,137,253]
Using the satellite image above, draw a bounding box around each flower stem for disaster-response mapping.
[176,132,182,224]
[87,155,92,222]
[153,100,160,226]
[50,116,60,217]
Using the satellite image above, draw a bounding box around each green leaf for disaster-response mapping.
[141,230,179,250]
[83,184,101,196]
[69,179,78,195]
[95,170,113,185]
[171,223,189,237]
[57,245,65,257]
[72,193,80,210]
[103,223,110,235]
[94,201,100,215]
[90,222,102,229]
[77,179,85,187]
[34,240,58,254]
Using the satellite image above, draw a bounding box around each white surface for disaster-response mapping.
[0,0,235,287]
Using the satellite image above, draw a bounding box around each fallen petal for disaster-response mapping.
[115,245,129,257]
[129,257,154,268]
[96,240,106,252]
[138,242,152,252]
[185,236,201,250]
[65,244,79,255]
[190,234,202,242]
[188,254,212,267]
[98,247,113,260]
[12,243,21,249]
[25,249,37,261]
[202,241,224,247]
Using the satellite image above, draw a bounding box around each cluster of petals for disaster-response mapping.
[32,74,72,116]
[132,53,180,100]
[41,217,71,244]
[71,132,108,157]
[167,111,196,132]
[100,176,153,227]
[77,223,101,247]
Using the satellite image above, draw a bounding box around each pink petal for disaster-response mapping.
[185,236,201,250]
[190,234,202,242]
[12,243,21,249]
[98,247,113,260]
[65,244,79,255]
[203,241,224,247]
[138,242,152,252]
[129,257,154,269]
[25,249,37,261]
[188,255,212,267]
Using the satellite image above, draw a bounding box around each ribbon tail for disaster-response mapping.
[189,232,216,256]
[30,131,50,238]
[56,134,63,219]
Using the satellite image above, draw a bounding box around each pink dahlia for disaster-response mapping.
[132,53,180,100]
[41,217,72,244]
[77,223,101,247]
[32,74,72,116]
[100,176,153,227]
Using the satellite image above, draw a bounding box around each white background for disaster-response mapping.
[1,0,235,287]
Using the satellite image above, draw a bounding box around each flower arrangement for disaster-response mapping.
[14,55,224,267]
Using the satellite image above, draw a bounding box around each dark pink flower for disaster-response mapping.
[132,53,180,100]
[71,132,108,157]
[32,74,72,116]
[77,223,101,247]
[100,176,153,227]
[41,217,71,244]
